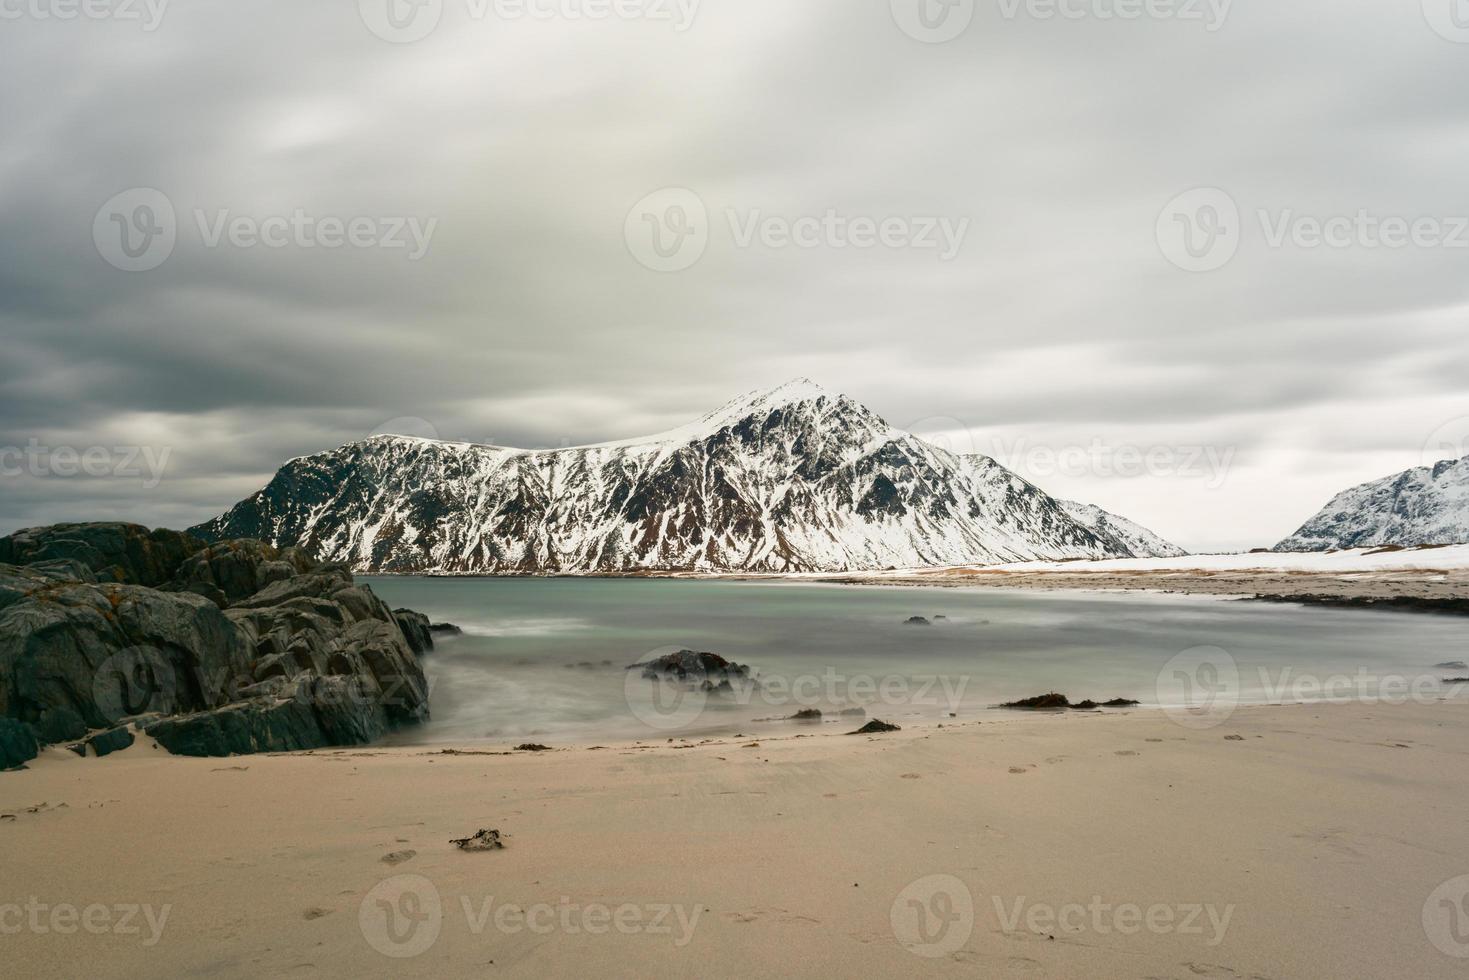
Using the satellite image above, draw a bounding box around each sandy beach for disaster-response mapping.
[5,699,1469,978]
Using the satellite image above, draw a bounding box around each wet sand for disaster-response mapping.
[4,700,1469,978]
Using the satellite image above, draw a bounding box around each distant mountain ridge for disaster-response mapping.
[192,380,1184,573]
[1275,454,1469,552]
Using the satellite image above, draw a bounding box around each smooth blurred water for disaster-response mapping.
[361,577,1469,745]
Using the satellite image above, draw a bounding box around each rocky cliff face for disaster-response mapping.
[0,523,433,767]
[1276,455,1469,552]
[193,379,1183,573]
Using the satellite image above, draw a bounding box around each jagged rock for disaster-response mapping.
[0,570,252,732]
[0,524,432,761]
[86,727,135,757]
[393,609,434,656]
[429,622,462,637]
[0,718,38,769]
[849,719,900,734]
[904,616,931,626]
[0,523,201,587]
[790,709,823,721]
[164,539,315,607]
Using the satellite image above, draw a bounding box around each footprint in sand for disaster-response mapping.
[381,849,417,866]
[303,908,333,920]
[900,773,922,780]
[1008,767,1028,775]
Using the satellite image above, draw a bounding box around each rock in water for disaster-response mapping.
[904,616,932,626]
[849,719,900,734]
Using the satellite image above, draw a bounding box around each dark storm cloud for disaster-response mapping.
[1,0,1467,550]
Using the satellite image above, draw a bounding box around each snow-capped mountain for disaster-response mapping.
[1058,500,1188,559]
[1275,454,1469,552]
[192,380,1183,573]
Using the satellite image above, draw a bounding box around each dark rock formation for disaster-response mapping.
[849,719,900,734]
[631,650,753,683]
[1002,692,1073,709]
[429,622,463,637]
[393,609,434,656]
[790,708,822,721]
[904,616,931,626]
[0,718,38,769]
[0,522,432,762]
[1000,693,1140,710]
[0,522,202,588]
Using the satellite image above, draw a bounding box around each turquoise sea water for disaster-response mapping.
[362,577,1469,744]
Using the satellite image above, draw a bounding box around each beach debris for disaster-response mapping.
[381,849,417,865]
[451,828,504,852]
[904,616,932,626]
[1224,735,1246,741]
[849,719,900,734]
[515,743,552,751]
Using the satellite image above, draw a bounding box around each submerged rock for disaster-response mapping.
[631,650,753,683]
[904,616,932,626]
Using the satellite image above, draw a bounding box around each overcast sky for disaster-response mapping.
[2,0,1467,552]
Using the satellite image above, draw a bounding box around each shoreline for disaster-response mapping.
[358,545,1469,609]
[5,698,1469,977]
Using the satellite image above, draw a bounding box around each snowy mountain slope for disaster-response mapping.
[1275,455,1469,552]
[192,380,1182,573]
[1058,500,1189,559]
